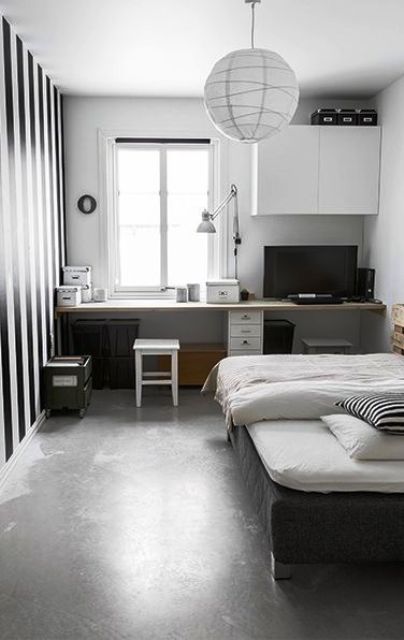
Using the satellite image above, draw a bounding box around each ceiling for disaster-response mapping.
[1,0,404,98]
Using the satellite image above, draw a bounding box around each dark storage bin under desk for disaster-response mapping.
[72,318,140,389]
[108,357,135,389]
[71,319,140,389]
[264,319,295,354]
[106,320,139,388]
[72,320,107,389]
[72,320,106,356]
[106,319,140,357]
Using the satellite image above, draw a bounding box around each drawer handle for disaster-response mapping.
[242,314,251,320]
[242,340,250,345]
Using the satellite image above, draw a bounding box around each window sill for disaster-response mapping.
[109,291,176,301]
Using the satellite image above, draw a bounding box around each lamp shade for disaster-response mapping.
[197,220,216,233]
[197,210,216,233]
[204,48,299,143]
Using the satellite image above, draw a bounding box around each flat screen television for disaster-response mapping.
[263,245,358,299]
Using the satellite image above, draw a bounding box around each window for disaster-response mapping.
[110,140,215,295]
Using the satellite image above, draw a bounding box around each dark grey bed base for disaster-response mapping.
[230,425,404,579]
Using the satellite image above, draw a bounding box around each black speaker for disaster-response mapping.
[356,268,375,299]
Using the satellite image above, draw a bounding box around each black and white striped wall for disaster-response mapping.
[0,17,65,466]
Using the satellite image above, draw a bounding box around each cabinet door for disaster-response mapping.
[252,125,319,215]
[318,127,380,215]
[252,126,319,215]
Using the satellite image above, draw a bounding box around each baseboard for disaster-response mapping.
[0,410,47,493]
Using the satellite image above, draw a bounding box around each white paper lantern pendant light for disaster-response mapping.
[204,0,299,143]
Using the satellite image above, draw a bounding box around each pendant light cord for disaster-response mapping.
[250,2,256,49]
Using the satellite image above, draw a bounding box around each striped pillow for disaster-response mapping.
[336,393,404,433]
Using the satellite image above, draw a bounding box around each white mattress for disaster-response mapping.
[247,420,404,493]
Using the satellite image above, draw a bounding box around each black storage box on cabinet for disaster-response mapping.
[358,109,378,126]
[311,109,338,126]
[264,319,295,354]
[43,356,92,418]
[337,109,358,126]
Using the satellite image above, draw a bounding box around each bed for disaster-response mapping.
[203,353,404,579]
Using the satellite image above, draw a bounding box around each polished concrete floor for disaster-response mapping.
[0,389,404,640]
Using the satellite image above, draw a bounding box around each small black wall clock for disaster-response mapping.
[77,194,97,214]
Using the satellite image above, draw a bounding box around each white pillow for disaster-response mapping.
[321,413,404,460]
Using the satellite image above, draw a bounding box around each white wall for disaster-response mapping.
[64,95,370,349]
[362,75,404,352]
[64,96,366,293]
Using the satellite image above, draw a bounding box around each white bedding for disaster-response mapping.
[203,353,404,429]
[247,419,404,493]
[321,413,404,460]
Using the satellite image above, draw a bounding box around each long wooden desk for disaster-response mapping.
[55,299,386,357]
[55,299,386,315]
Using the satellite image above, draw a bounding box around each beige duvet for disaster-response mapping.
[203,353,404,430]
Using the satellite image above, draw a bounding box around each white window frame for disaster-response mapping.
[99,131,221,299]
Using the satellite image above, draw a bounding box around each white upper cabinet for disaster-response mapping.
[251,125,380,215]
[251,126,319,215]
[318,127,380,215]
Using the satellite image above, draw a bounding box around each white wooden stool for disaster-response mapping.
[301,338,353,354]
[133,339,180,407]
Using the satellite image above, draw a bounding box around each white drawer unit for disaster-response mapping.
[229,310,262,324]
[228,350,262,357]
[230,336,262,351]
[230,324,261,338]
[227,309,264,355]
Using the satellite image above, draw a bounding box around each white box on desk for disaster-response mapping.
[56,286,81,307]
[62,265,92,287]
[206,279,239,304]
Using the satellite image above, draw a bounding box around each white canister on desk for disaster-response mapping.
[187,283,200,302]
[93,287,108,302]
[81,285,92,303]
[176,287,188,303]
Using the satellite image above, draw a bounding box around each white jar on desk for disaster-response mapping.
[187,283,200,302]
[93,288,108,302]
[176,287,188,303]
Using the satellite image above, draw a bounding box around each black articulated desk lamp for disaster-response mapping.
[196,184,242,279]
